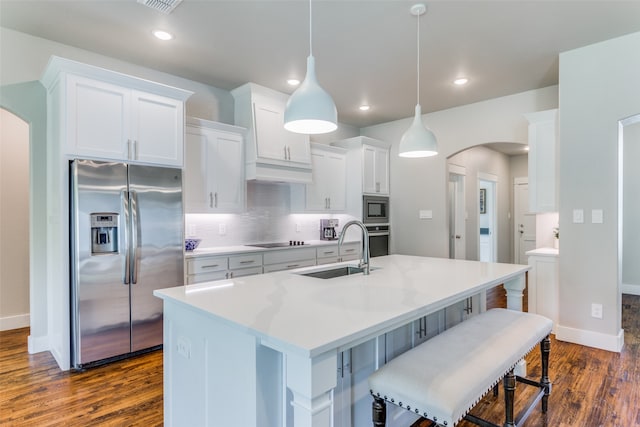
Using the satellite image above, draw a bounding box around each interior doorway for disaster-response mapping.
[620,113,640,296]
[514,177,536,264]
[0,108,30,331]
[448,165,466,260]
[478,174,497,262]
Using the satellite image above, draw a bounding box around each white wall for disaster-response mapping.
[557,31,640,352]
[361,86,558,258]
[0,108,30,330]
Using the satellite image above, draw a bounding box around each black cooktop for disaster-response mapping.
[247,241,305,248]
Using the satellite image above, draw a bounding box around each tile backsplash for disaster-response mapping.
[186,181,359,248]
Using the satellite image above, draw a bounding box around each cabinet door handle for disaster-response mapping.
[239,260,255,264]
[328,197,331,209]
[284,146,288,160]
[214,192,218,208]
[201,264,220,269]
[287,146,291,160]
[344,248,356,253]
[286,264,299,268]
[376,182,380,193]
[209,192,213,208]
[322,250,335,255]
[229,272,234,278]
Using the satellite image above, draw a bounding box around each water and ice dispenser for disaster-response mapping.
[90,213,119,254]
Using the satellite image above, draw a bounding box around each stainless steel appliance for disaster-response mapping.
[363,195,389,224]
[320,218,339,240]
[70,159,183,369]
[367,224,390,257]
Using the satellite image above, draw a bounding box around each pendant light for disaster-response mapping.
[398,3,438,158]
[284,0,337,135]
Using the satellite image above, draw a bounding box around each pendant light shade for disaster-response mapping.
[284,55,337,134]
[399,3,438,158]
[399,104,438,157]
[284,0,337,135]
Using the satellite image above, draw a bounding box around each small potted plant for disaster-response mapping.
[553,227,559,250]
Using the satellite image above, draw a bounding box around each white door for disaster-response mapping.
[448,172,466,259]
[514,177,536,264]
[212,132,244,212]
[478,175,497,262]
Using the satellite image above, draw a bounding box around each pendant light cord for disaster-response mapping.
[309,0,313,56]
[416,10,420,106]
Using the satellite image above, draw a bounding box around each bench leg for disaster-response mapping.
[540,335,551,413]
[503,370,516,427]
[372,396,386,427]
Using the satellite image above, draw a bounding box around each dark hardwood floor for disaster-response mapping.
[1,287,639,426]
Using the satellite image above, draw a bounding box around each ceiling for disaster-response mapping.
[2,0,640,133]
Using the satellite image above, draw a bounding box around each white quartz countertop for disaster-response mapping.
[185,239,357,258]
[155,254,529,358]
[526,247,559,257]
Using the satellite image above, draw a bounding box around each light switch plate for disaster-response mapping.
[573,209,584,224]
[592,209,604,224]
[419,210,433,219]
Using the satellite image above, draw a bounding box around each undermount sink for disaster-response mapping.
[298,265,377,279]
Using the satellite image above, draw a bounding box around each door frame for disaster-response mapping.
[448,164,466,260]
[478,172,498,262]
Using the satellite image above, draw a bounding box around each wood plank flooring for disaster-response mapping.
[1,291,638,426]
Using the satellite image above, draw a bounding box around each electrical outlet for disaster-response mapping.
[187,224,196,236]
[591,303,603,319]
[296,222,301,233]
[177,336,191,359]
[219,223,226,236]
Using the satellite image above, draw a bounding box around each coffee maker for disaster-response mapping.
[320,219,339,240]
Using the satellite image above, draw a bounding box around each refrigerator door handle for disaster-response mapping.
[122,190,131,285]
[131,190,141,285]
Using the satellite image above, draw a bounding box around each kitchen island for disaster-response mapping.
[154,254,529,427]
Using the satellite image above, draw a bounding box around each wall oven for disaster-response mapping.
[363,195,389,224]
[367,224,389,257]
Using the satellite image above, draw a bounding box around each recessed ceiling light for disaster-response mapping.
[359,105,371,111]
[287,79,300,86]
[453,77,469,86]
[153,30,174,41]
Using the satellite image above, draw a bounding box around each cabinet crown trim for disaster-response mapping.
[331,136,391,150]
[40,56,193,100]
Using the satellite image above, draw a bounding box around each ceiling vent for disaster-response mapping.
[137,0,183,14]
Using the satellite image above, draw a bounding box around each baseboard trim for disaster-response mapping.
[28,334,50,354]
[621,283,640,296]
[0,313,29,331]
[555,325,624,353]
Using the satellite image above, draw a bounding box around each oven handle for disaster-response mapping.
[368,231,390,237]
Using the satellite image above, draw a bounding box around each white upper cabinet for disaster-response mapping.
[524,109,558,212]
[231,83,312,183]
[185,118,245,213]
[362,144,390,195]
[41,56,192,167]
[292,144,346,212]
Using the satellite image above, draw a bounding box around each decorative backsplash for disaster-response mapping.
[185,181,359,248]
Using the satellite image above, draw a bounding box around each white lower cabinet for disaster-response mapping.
[186,253,263,284]
[316,242,361,265]
[527,249,559,332]
[262,247,317,273]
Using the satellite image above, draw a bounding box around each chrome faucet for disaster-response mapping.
[338,220,370,275]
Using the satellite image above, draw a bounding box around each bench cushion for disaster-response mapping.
[368,308,553,426]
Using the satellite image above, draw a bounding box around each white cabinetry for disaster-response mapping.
[291,144,346,212]
[331,136,391,218]
[42,56,191,166]
[524,109,558,212]
[185,118,245,213]
[316,242,361,265]
[186,253,263,284]
[262,247,317,273]
[231,83,312,183]
[526,248,559,332]
[362,144,389,195]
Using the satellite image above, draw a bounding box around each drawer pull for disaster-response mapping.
[239,260,255,265]
[344,249,356,253]
[287,264,299,268]
[323,251,335,255]
[201,264,220,269]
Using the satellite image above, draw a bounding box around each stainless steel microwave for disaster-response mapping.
[363,195,389,224]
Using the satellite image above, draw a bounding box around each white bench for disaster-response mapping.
[368,308,553,427]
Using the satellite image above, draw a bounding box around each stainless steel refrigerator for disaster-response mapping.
[70,159,183,369]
